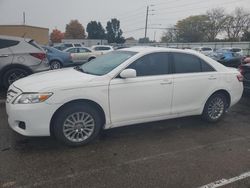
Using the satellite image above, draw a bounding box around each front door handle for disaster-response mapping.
[208,76,217,80]
[0,55,8,58]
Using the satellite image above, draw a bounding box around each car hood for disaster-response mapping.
[13,68,99,92]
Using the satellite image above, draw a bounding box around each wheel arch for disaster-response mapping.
[204,89,231,110]
[50,99,106,136]
[49,59,63,65]
[0,64,33,85]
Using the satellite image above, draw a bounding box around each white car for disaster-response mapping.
[6,47,243,146]
[91,45,114,54]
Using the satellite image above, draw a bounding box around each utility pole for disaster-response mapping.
[144,6,149,40]
[144,5,155,42]
[23,12,26,25]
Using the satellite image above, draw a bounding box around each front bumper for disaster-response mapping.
[6,101,60,137]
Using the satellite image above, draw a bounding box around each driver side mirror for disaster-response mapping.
[120,69,137,79]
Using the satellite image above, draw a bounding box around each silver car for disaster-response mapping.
[64,47,100,64]
[0,35,50,88]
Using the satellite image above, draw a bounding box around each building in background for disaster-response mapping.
[0,25,49,45]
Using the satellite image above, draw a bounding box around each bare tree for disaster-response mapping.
[161,27,178,43]
[206,8,227,41]
[224,8,250,41]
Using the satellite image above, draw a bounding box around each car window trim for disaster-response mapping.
[114,52,173,79]
[170,52,216,74]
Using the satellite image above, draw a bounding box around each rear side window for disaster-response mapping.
[28,40,43,50]
[172,53,215,74]
[128,52,170,76]
[65,44,73,48]
[0,39,19,49]
[201,47,212,51]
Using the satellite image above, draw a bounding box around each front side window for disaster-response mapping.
[128,52,170,76]
[0,39,19,49]
[80,51,137,76]
[172,53,214,74]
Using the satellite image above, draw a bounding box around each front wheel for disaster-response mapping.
[202,93,227,123]
[53,103,102,146]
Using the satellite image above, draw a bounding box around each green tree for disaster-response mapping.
[86,21,105,39]
[106,18,125,43]
[65,20,86,39]
[175,15,210,42]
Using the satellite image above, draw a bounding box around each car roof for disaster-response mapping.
[119,46,200,55]
[92,45,112,48]
[0,35,31,41]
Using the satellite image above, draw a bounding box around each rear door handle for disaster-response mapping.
[161,79,173,85]
[0,54,8,58]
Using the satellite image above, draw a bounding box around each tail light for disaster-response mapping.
[30,53,46,61]
[238,65,244,75]
[237,74,244,82]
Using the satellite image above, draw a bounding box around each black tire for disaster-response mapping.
[202,93,227,123]
[88,57,96,62]
[53,103,102,146]
[2,68,29,88]
[50,60,62,70]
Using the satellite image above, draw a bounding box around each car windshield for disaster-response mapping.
[202,48,212,51]
[79,51,137,76]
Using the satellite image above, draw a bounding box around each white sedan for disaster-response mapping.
[6,47,243,146]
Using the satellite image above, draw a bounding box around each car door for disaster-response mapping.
[109,52,174,126]
[170,52,218,114]
[77,48,93,63]
[0,39,15,70]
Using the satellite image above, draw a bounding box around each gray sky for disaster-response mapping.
[0,0,249,41]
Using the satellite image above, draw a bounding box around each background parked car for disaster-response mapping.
[0,35,49,88]
[208,49,243,68]
[193,47,213,56]
[220,47,244,56]
[42,46,74,69]
[91,45,114,54]
[54,43,83,51]
[64,47,100,64]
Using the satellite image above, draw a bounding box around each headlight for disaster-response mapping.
[14,93,53,104]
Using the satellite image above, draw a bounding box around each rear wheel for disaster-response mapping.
[53,103,102,146]
[202,93,227,122]
[2,68,29,88]
[50,61,62,70]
